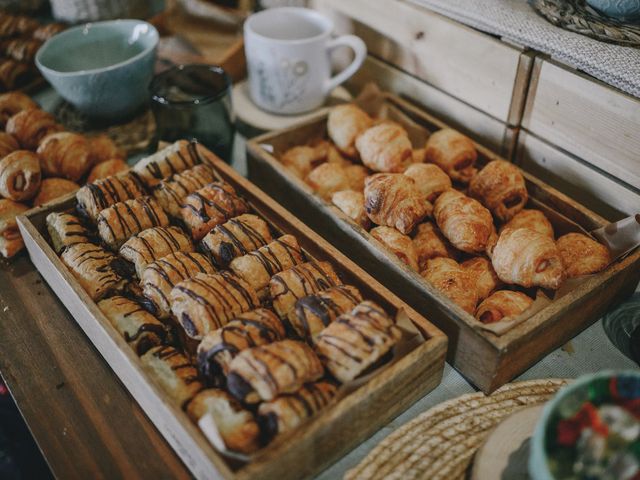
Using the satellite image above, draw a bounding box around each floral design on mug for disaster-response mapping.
[253,54,309,110]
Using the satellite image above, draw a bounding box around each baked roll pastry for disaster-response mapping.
[425,128,478,183]
[0,198,27,258]
[0,150,40,201]
[170,271,260,340]
[1,38,42,62]
[486,224,499,258]
[141,252,216,319]
[0,92,36,127]
[32,22,66,41]
[492,227,565,289]
[180,182,249,241]
[258,381,338,438]
[153,164,217,218]
[370,226,419,271]
[186,389,260,454]
[0,131,18,157]
[556,232,610,278]
[33,178,78,206]
[197,308,285,380]
[364,173,432,235]
[75,171,147,220]
[327,104,373,158]
[412,148,426,164]
[61,243,128,300]
[461,256,501,300]
[475,290,534,324]
[288,285,363,343]
[0,60,33,92]
[37,132,92,182]
[140,346,203,409]
[468,160,528,222]
[270,261,342,319]
[433,189,494,254]
[403,163,452,202]
[305,162,368,200]
[97,197,170,250]
[412,222,457,270]
[0,14,38,37]
[226,339,324,403]
[87,159,129,184]
[87,134,125,165]
[281,143,328,179]
[201,213,273,267]
[501,209,554,239]
[134,140,217,188]
[6,108,62,150]
[120,226,194,278]
[315,300,401,383]
[46,211,90,253]
[422,257,479,314]
[331,190,371,229]
[229,234,305,297]
[97,296,166,355]
[356,122,412,173]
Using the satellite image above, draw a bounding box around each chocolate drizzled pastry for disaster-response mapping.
[98,296,166,355]
[46,211,91,254]
[141,251,216,319]
[97,197,170,250]
[180,182,249,241]
[229,234,305,299]
[120,226,194,278]
[315,300,401,383]
[201,213,273,268]
[140,345,203,409]
[197,308,285,381]
[170,271,260,340]
[288,285,363,344]
[76,171,147,219]
[258,381,337,438]
[186,389,260,454]
[61,242,128,301]
[153,164,218,217]
[133,140,218,188]
[269,261,342,319]
[226,339,324,403]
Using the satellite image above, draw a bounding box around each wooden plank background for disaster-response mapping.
[0,254,189,479]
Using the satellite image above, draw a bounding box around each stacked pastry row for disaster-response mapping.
[0,11,66,91]
[46,140,402,454]
[0,90,128,258]
[279,104,611,324]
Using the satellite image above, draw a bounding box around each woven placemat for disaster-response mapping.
[53,101,156,156]
[530,0,640,47]
[345,378,569,480]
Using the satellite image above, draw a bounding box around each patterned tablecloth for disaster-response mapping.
[408,0,640,99]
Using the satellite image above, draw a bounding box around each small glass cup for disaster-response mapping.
[149,64,234,162]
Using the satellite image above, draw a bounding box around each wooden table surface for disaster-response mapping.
[0,253,190,479]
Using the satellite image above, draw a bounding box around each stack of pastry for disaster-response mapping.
[0,90,127,259]
[46,140,403,454]
[279,103,611,325]
[0,11,66,91]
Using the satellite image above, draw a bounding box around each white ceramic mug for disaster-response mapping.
[244,7,366,114]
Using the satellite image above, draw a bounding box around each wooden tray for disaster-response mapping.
[16,154,447,480]
[246,93,640,394]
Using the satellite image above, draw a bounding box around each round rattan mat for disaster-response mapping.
[530,0,640,47]
[53,101,156,156]
[345,378,569,480]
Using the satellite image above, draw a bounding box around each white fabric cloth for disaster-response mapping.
[408,0,640,99]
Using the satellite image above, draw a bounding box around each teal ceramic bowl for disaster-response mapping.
[529,370,640,480]
[35,20,159,120]
[585,0,640,20]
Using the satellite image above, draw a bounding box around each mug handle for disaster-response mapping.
[324,35,367,95]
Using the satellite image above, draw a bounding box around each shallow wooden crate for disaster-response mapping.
[246,93,640,394]
[16,156,446,480]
